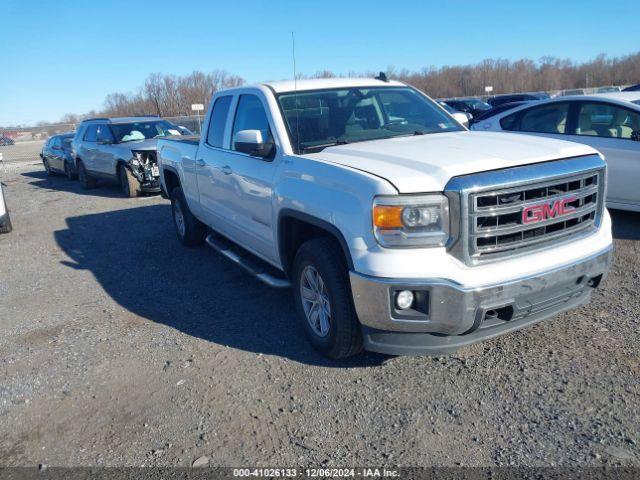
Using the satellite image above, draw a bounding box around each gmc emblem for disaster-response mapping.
[522,196,577,225]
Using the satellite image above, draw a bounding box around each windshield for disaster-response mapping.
[464,99,491,110]
[111,120,181,143]
[633,100,640,106]
[278,87,463,153]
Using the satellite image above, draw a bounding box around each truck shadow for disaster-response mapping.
[609,209,640,241]
[21,170,156,199]
[53,204,387,368]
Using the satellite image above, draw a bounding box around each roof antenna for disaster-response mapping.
[292,32,301,154]
[375,71,389,82]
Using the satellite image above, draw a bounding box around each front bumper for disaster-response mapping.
[349,245,613,355]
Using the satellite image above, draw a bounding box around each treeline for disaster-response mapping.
[389,52,640,98]
[57,51,640,123]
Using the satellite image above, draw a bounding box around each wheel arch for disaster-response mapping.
[277,209,354,277]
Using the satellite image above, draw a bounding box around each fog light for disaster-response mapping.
[396,290,414,310]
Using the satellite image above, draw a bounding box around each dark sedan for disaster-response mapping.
[441,98,492,119]
[486,92,549,107]
[0,135,15,146]
[41,133,77,179]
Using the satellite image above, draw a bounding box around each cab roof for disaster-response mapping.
[260,77,406,94]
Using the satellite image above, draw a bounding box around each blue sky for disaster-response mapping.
[1,0,636,126]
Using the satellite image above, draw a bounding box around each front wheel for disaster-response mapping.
[119,165,140,198]
[292,238,362,359]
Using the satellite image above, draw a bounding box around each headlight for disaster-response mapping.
[373,194,449,248]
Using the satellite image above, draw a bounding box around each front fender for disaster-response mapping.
[273,156,397,273]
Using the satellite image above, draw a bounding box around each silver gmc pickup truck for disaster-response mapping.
[157,78,613,359]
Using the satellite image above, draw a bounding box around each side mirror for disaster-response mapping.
[451,112,470,128]
[632,131,640,142]
[234,130,273,157]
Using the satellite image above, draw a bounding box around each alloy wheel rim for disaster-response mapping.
[173,200,186,238]
[300,265,331,337]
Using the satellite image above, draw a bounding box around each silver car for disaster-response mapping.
[71,116,183,197]
[0,181,12,233]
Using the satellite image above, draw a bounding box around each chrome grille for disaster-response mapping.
[444,155,606,266]
[470,171,601,260]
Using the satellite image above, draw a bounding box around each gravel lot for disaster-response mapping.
[0,152,638,468]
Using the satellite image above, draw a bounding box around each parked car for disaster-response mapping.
[72,116,183,197]
[596,86,621,93]
[157,77,612,359]
[471,95,640,212]
[0,135,15,146]
[471,101,533,124]
[441,98,492,119]
[177,125,194,135]
[561,89,585,96]
[623,83,640,92]
[0,181,12,233]
[437,101,472,126]
[40,133,77,179]
[487,92,549,107]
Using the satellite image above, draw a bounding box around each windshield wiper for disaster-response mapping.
[301,139,349,153]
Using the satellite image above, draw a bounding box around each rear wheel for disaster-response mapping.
[0,213,12,234]
[293,238,362,359]
[171,186,206,246]
[119,164,140,198]
[64,161,77,180]
[77,161,96,189]
[43,158,53,176]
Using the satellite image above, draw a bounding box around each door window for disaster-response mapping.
[97,125,115,143]
[84,125,98,142]
[206,96,232,148]
[231,95,272,151]
[501,103,569,134]
[573,102,640,139]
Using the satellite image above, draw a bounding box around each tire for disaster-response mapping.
[119,164,140,198]
[43,158,53,176]
[0,214,12,234]
[170,186,206,246]
[292,238,362,359]
[64,161,77,180]
[77,161,96,189]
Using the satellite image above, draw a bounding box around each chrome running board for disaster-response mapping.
[205,234,291,289]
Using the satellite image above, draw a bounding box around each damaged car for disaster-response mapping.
[71,116,183,197]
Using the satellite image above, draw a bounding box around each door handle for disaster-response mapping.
[196,158,206,167]
[221,165,233,175]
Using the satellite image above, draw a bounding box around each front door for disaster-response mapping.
[223,94,278,262]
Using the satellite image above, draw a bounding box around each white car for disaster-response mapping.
[156,77,612,359]
[472,94,640,212]
[0,181,12,233]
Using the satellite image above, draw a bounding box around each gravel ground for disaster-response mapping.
[0,156,638,468]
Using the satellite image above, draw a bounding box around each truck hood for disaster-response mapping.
[306,131,597,193]
[115,138,158,152]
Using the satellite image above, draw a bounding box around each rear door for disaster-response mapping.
[195,95,235,232]
[564,101,640,209]
[81,125,99,171]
